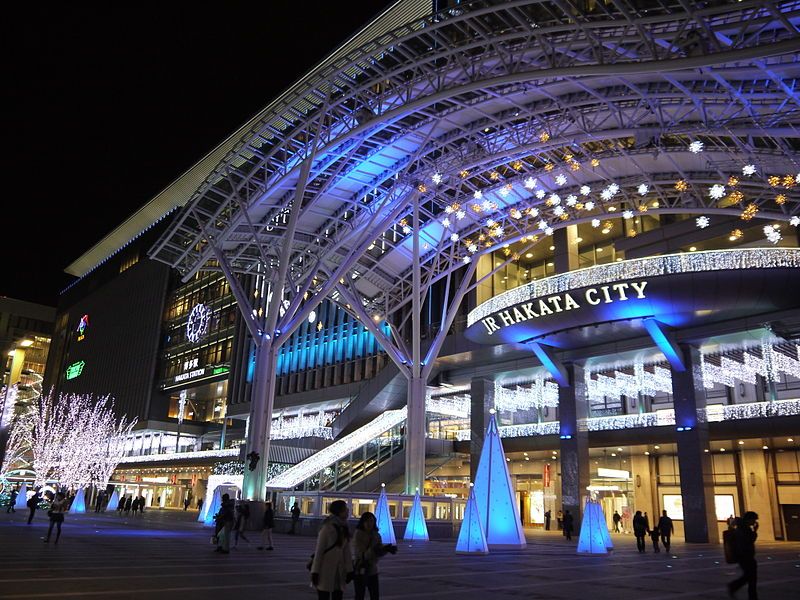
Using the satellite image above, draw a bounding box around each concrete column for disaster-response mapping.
[404,376,427,493]
[469,378,495,482]
[558,363,589,529]
[738,449,775,540]
[553,225,580,274]
[671,344,718,543]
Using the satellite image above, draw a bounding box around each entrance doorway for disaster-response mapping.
[782,505,800,541]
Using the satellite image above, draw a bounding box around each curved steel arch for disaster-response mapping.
[147,0,800,499]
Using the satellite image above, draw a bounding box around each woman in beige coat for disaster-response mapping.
[351,512,397,600]
[311,500,353,600]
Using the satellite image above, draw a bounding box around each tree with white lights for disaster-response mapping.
[25,392,136,489]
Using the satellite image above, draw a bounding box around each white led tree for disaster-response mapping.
[1,411,31,479]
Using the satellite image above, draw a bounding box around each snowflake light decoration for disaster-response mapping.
[456,210,466,220]
[696,216,710,229]
[442,217,451,228]
[709,184,726,200]
[537,220,548,230]
[742,164,757,176]
[637,184,649,195]
[601,188,613,201]
[555,174,567,186]
[545,227,554,236]
[622,210,634,219]
[431,173,443,185]
[468,243,478,253]
[498,186,511,197]
[473,190,483,200]
[402,225,412,234]
[584,201,595,210]
[527,207,539,217]
[591,218,601,228]
[524,177,537,189]
[566,195,577,206]
[481,200,494,212]
[548,194,561,206]
[791,216,800,227]
[535,190,546,199]
[462,256,471,264]
[764,225,782,244]
[689,140,704,153]
[450,233,459,242]
[580,185,591,196]
[608,183,619,195]
[553,206,565,216]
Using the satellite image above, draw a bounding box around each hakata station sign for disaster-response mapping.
[465,249,800,347]
[479,281,649,336]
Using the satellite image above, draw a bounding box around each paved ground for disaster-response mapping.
[0,509,798,599]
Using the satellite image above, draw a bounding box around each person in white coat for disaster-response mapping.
[310,500,353,600]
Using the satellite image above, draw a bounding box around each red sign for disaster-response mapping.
[543,463,551,488]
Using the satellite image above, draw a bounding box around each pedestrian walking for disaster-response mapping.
[310,500,353,600]
[43,492,67,544]
[94,491,103,513]
[727,511,759,600]
[26,489,40,524]
[131,496,139,515]
[289,501,301,534]
[234,500,250,547]
[124,495,132,514]
[544,510,551,531]
[117,495,125,513]
[213,493,236,554]
[633,510,648,553]
[562,510,574,541]
[556,510,563,530]
[7,489,17,513]
[351,511,397,600]
[258,501,275,550]
[658,510,674,552]
[138,495,146,513]
[612,511,621,533]
[197,497,204,512]
[183,497,191,511]
[649,525,661,553]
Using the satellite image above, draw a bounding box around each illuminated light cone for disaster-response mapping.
[69,487,86,514]
[375,484,396,545]
[577,497,612,554]
[455,484,488,555]
[14,482,27,510]
[202,486,222,526]
[472,412,526,548]
[107,489,119,512]
[403,488,429,542]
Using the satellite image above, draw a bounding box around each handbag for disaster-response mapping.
[211,535,219,545]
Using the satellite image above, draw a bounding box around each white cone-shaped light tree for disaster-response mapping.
[375,484,396,544]
[456,484,488,554]
[14,482,28,510]
[403,488,429,541]
[202,486,223,527]
[108,489,120,512]
[472,413,526,549]
[69,487,86,514]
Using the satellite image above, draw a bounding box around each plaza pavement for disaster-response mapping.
[0,508,798,599]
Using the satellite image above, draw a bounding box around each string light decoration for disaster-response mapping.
[1,387,29,478]
[212,461,245,476]
[741,203,758,220]
[271,411,334,440]
[764,225,782,244]
[468,248,800,327]
[23,393,136,489]
[426,394,470,418]
[696,216,710,229]
[494,379,559,412]
[118,448,239,464]
[689,140,704,153]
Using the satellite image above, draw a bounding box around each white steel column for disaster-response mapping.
[405,194,426,494]
[242,340,277,501]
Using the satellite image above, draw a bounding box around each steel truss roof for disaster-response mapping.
[149,0,800,331]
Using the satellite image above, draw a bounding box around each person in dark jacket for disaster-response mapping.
[258,501,275,550]
[7,489,17,513]
[612,511,621,533]
[26,490,40,524]
[233,501,250,547]
[648,525,661,552]
[289,501,301,534]
[124,496,133,514]
[562,510,574,541]
[214,493,236,554]
[727,511,759,600]
[544,510,551,531]
[633,510,648,553]
[657,510,674,552]
[116,495,125,513]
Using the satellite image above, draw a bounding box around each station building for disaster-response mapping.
[46,0,800,542]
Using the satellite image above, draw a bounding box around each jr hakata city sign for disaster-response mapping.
[465,248,800,347]
[481,281,648,336]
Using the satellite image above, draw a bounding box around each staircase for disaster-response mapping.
[264,407,407,490]
[331,362,407,438]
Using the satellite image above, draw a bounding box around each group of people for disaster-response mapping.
[632,509,674,553]
[310,500,397,600]
[116,494,147,515]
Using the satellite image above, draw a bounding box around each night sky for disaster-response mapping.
[4,2,395,307]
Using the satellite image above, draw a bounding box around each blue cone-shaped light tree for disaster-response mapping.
[472,413,526,548]
[14,482,28,510]
[107,489,119,512]
[456,484,489,554]
[577,497,612,554]
[69,487,86,514]
[375,484,397,544]
[403,488,429,542]
[202,486,222,526]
